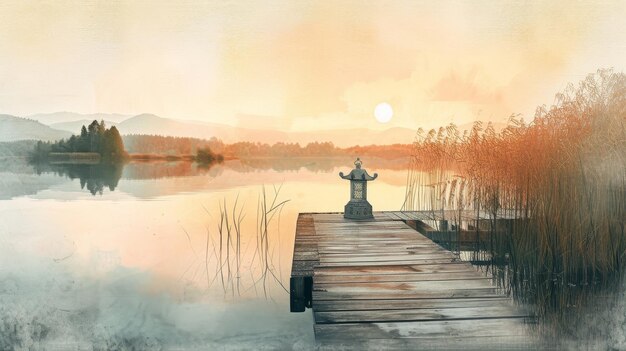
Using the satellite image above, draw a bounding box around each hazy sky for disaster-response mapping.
[0,0,624,131]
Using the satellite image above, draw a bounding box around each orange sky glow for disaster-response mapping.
[0,0,624,132]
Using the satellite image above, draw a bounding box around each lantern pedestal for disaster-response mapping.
[344,200,373,219]
[339,158,378,220]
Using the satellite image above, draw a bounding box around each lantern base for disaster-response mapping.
[344,201,373,219]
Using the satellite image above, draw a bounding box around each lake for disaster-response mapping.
[0,157,408,350]
[1,157,624,350]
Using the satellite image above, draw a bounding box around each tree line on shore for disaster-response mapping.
[21,120,416,163]
[10,119,506,163]
[122,134,413,159]
[31,120,127,163]
[28,120,225,165]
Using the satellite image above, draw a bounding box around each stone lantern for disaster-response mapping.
[339,158,378,219]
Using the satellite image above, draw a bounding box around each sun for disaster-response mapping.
[374,102,393,123]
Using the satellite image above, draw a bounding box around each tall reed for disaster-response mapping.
[403,70,626,317]
[195,186,290,300]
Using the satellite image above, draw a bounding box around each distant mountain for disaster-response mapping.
[30,112,419,147]
[289,127,417,146]
[116,113,290,144]
[4,110,524,147]
[115,114,417,147]
[0,114,71,142]
[28,112,131,125]
[50,119,118,133]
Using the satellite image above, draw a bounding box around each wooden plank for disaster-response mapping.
[310,235,429,241]
[314,272,491,283]
[313,318,532,339]
[314,279,496,292]
[316,248,443,254]
[311,214,392,222]
[389,211,429,221]
[317,245,455,253]
[314,224,418,229]
[314,223,409,228]
[312,231,427,237]
[318,249,455,255]
[290,260,317,277]
[317,336,540,350]
[313,263,474,275]
[317,247,449,253]
[313,243,439,249]
[319,253,457,264]
[372,212,395,221]
[314,305,531,324]
[290,213,318,307]
[385,211,405,221]
[292,251,318,260]
[314,224,400,228]
[317,250,458,257]
[311,238,433,244]
[317,248,450,255]
[312,288,499,301]
[312,233,419,238]
[313,229,416,235]
[313,226,426,231]
[312,297,514,312]
[397,211,415,221]
[318,258,462,267]
[312,228,424,233]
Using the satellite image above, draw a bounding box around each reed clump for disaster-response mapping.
[190,186,290,300]
[404,69,626,314]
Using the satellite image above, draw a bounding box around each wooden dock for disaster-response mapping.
[290,212,537,350]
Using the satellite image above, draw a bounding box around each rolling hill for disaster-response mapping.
[50,119,118,133]
[28,112,131,125]
[116,113,289,144]
[0,114,71,142]
[30,112,420,147]
[27,112,520,147]
[115,114,417,147]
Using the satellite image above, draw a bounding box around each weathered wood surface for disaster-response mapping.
[290,212,538,350]
[383,210,520,221]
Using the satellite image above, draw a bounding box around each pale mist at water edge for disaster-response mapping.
[0,158,407,349]
[2,158,625,349]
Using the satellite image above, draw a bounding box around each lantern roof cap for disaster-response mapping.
[339,158,378,181]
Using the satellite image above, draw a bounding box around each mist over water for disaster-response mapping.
[0,158,407,349]
[1,157,625,349]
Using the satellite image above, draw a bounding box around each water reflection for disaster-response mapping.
[7,157,623,348]
[122,159,222,180]
[0,156,409,199]
[185,187,291,300]
[0,156,411,348]
[0,166,324,348]
[33,163,124,195]
[0,249,313,350]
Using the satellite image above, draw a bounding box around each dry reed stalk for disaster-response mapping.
[404,69,626,321]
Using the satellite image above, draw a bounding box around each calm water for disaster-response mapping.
[1,158,625,350]
[0,158,408,350]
